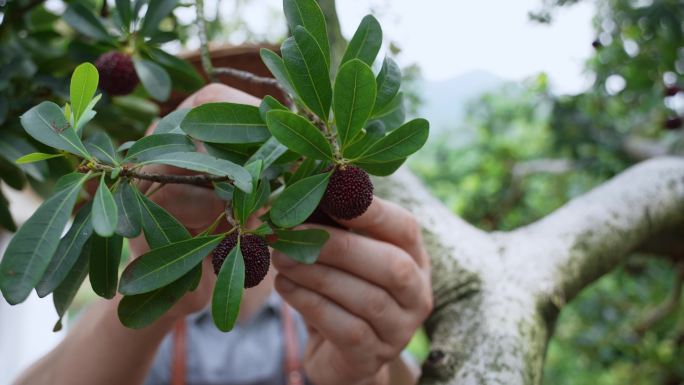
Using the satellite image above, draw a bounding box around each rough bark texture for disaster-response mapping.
[373,157,684,385]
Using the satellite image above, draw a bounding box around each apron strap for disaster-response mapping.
[170,302,304,385]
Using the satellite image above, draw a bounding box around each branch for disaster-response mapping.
[195,0,216,82]
[511,158,574,180]
[634,262,684,335]
[212,66,293,106]
[78,164,231,187]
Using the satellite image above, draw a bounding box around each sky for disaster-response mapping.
[209,0,598,95]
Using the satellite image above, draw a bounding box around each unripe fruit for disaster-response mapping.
[320,165,373,220]
[212,233,270,288]
[94,51,139,96]
[663,117,682,130]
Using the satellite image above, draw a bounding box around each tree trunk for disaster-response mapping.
[373,157,684,384]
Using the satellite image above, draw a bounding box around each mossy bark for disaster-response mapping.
[374,157,684,384]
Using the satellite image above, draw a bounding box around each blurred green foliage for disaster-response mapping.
[411,0,684,383]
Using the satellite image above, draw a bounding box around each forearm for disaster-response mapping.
[13,296,175,385]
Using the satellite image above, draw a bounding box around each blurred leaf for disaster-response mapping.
[133,58,171,102]
[63,3,114,42]
[15,152,65,164]
[116,0,132,31]
[139,0,178,36]
[0,134,48,181]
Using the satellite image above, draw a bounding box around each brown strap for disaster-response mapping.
[281,301,304,385]
[171,318,187,385]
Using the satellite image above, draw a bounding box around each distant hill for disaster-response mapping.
[415,70,504,133]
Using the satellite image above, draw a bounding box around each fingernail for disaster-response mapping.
[276,276,296,293]
[272,251,297,268]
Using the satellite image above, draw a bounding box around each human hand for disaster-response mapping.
[273,198,433,385]
[128,83,261,320]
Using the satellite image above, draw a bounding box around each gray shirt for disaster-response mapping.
[144,293,309,385]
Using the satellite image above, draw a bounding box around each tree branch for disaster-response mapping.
[195,0,216,82]
[634,262,684,335]
[78,164,231,187]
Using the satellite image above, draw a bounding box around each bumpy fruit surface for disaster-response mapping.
[94,51,139,96]
[212,233,270,288]
[320,165,373,220]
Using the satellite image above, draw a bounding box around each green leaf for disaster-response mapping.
[63,3,114,42]
[115,182,142,238]
[139,152,252,193]
[36,202,94,297]
[282,30,332,120]
[355,118,429,163]
[371,92,405,129]
[266,110,332,160]
[74,94,102,135]
[333,59,377,147]
[153,108,190,135]
[341,15,382,66]
[139,0,178,36]
[0,174,87,304]
[246,136,289,169]
[270,172,330,228]
[52,239,91,331]
[213,182,235,201]
[133,58,171,102]
[374,57,401,114]
[0,191,16,232]
[20,101,90,159]
[270,228,329,264]
[15,152,65,164]
[180,102,270,144]
[70,63,99,125]
[232,161,264,224]
[119,235,222,295]
[287,157,317,185]
[356,158,406,176]
[55,172,88,193]
[211,242,244,332]
[92,175,118,237]
[137,191,191,249]
[0,134,49,181]
[343,120,385,159]
[123,133,194,163]
[283,0,330,68]
[89,234,123,299]
[118,266,200,329]
[259,96,288,121]
[147,48,203,91]
[260,49,296,97]
[116,0,132,31]
[85,131,119,165]
[251,223,273,236]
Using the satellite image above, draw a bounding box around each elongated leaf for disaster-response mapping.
[119,236,222,295]
[232,161,263,224]
[270,172,330,228]
[85,131,119,165]
[147,48,203,91]
[92,175,118,237]
[55,172,88,193]
[270,228,329,264]
[259,96,288,121]
[334,59,377,147]
[340,15,382,66]
[0,134,48,181]
[212,243,244,332]
[213,182,235,201]
[374,57,401,114]
[36,202,94,297]
[0,174,87,304]
[266,110,332,160]
[370,92,405,130]
[89,234,123,299]
[180,102,270,144]
[75,94,102,135]
[133,58,171,101]
[343,120,385,159]
[287,157,317,185]
[260,49,296,96]
[137,192,190,249]
[140,152,252,193]
[355,118,429,163]
[356,158,406,176]
[0,191,15,232]
[116,0,132,31]
[153,108,190,135]
[15,152,65,164]
[118,266,200,329]
[70,63,99,125]
[52,239,91,331]
[282,30,332,120]
[115,182,142,238]
[21,101,90,158]
[283,0,330,68]
[123,133,194,163]
[63,3,114,42]
[139,0,178,36]
[246,136,289,169]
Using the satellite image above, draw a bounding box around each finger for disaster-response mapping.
[273,252,414,347]
[274,275,390,361]
[336,197,427,268]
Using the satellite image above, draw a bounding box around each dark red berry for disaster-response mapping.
[94,51,139,96]
[319,165,373,220]
[592,40,602,49]
[212,233,270,288]
[664,86,681,97]
[664,117,682,130]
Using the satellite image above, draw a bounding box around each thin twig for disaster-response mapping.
[78,164,232,187]
[634,263,684,335]
[213,67,279,86]
[195,0,217,82]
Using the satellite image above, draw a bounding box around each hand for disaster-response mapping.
[273,198,433,385]
[128,83,261,320]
